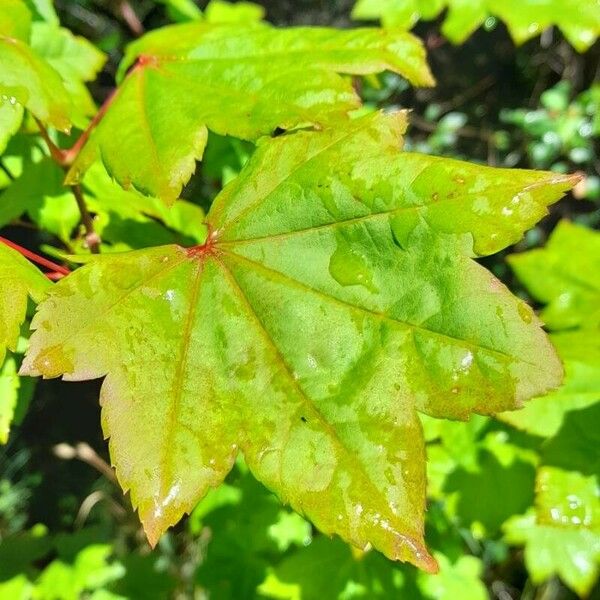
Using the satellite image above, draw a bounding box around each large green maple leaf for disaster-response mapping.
[65,22,433,203]
[22,112,576,571]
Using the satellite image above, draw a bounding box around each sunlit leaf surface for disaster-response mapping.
[23,112,575,570]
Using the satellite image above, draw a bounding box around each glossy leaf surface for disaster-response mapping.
[352,0,600,51]
[66,22,433,202]
[23,112,575,571]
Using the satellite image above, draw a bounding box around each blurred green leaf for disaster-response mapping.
[504,507,600,595]
[509,220,600,330]
[352,0,600,51]
[204,0,265,24]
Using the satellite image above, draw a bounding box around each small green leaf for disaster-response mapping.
[509,220,600,330]
[23,112,575,571]
[417,553,487,600]
[66,22,433,202]
[35,545,125,600]
[504,510,600,596]
[0,34,71,132]
[0,241,50,365]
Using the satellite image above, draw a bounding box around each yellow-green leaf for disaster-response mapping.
[22,112,575,571]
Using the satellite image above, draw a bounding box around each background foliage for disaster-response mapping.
[0,0,598,599]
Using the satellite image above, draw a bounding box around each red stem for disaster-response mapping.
[62,87,119,165]
[0,236,71,276]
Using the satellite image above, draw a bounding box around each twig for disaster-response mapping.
[410,114,493,142]
[118,0,144,36]
[34,121,102,253]
[34,118,68,166]
[437,75,496,115]
[0,235,71,276]
[54,442,118,484]
[71,184,100,253]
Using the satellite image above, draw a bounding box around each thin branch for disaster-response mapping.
[410,114,493,142]
[437,75,496,116]
[118,0,144,36]
[0,235,71,276]
[54,442,118,484]
[71,184,101,254]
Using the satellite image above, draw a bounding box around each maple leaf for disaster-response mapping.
[22,112,576,571]
[65,22,433,203]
